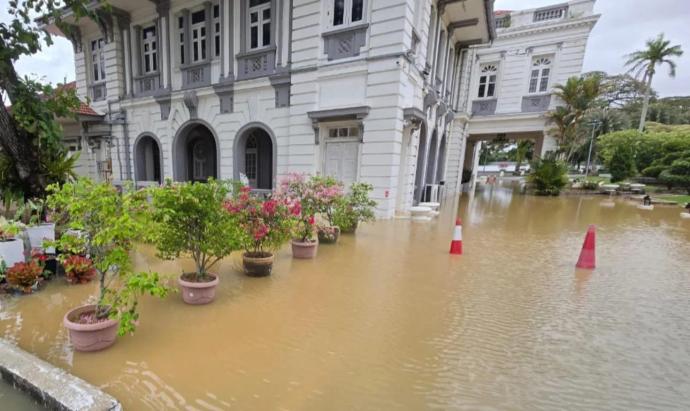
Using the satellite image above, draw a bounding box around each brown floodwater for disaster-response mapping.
[2,182,690,410]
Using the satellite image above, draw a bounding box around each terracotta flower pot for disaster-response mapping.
[317,226,341,244]
[291,239,318,259]
[242,252,274,277]
[178,273,219,305]
[63,304,119,352]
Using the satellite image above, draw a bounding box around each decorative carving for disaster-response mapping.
[322,24,368,61]
[184,90,199,119]
[154,94,171,120]
[236,48,276,80]
[90,83,107,102]
[471,99,498,116]
[521,95,551,113]
[181,63,211,88]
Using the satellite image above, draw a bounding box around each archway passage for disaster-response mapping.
[134,135,162,183]
[435,134,447,183]
[174,123,218,182]
[235,127,274,190]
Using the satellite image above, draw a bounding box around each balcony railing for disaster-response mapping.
[533,5,568,22]
[90,83,106,102]
[521,94,552,113]
[181,62,211,89]
[471,99,497,116]
[135,72,162,96]
[236,47,276,80]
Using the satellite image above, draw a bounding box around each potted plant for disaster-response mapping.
[332,182,377,234]
[5,260,43,294]
[0,217,25,268]
[47,179,169,352]
[277,173,318,259]
[149,179,242,305]
[225,185,297,276]
[310,176,344,244]
[16,199,55,253]
[62,255,97,284]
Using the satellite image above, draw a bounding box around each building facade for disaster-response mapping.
[459,0,599,182]
[50,0,494,217]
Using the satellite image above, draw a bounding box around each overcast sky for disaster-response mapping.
[3,0,689,97]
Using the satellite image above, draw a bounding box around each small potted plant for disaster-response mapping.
[5,259,43,294]
[62,255,97,284]
[0,217,25,268]
[310,176,344,244]
[149,179,242,305]
[277,174,318,259]
[332,182,377,234]
[47,179,169,352]
[16,199,55,253]
[225,185,297,276]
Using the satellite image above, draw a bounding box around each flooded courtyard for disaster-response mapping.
[2,183,690,410]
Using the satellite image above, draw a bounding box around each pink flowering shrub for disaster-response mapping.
[225,185,298,256]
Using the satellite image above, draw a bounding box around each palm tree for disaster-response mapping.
[546,75,602,161]
[625,34,683,132]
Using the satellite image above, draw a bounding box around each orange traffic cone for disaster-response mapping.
[450,218,463,255]
[576,225,596,269]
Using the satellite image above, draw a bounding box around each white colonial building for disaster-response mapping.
[49,0,495,218]
[460,0,599,183]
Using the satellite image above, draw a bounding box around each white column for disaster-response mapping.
[123,29,132,96]
[160,16,169,88]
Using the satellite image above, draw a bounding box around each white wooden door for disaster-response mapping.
[325,142,358,186]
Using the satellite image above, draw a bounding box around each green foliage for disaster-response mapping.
[608,145,636,182]
[0,216,23,241]
[332,182,377,232]
[546,75,603,160]
[527,158,568,196]
[149,179,242,280]
[659,159,690,193]
[47,178,169,336]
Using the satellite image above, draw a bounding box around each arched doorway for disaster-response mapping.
[134,134,162,183]
[435,134,447,183]
[425,130,438,184]
[413,123,428,204]
[173,122,218,182]
[234,124,275,190]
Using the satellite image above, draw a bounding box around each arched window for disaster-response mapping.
[478,64,498,98]
[245,134,258,186]
[529,57,552,93]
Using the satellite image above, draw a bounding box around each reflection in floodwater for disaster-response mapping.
[2,181,690,410]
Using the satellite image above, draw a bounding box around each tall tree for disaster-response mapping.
[625,33,683,132]
[0,0,98,199]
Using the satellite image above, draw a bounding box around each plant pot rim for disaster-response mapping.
[63,304,118,332]
[242,251,273,263]
[178,273,219,288]
[291,239,318,246]
[0,238,20,243]
[27,222,56,228]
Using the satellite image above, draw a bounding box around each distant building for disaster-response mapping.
[48,0,495,217]
[461,0,599,182]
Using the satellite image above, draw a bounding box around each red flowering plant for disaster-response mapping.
[276,173,320,243]
[224,185,298,257]
[309,175,345,226]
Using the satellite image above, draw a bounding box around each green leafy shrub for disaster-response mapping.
[47,179,169,336]
[659,159,690,193]
[332,182,377,233]
[608,145,637,182]
[149,179,242,281]
[527,158,568,196]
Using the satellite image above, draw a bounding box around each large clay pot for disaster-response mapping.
[63,304,119,352]
[26,223,56,253]
[242,252,274,277]
[0,238,25,268]
[317,226,341,244]
[291,239,318,259]
[178,273,219,305]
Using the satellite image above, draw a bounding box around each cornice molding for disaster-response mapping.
[496,15,599,40]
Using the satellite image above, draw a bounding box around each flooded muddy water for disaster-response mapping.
[0,380,44,410]
[1,183,690,410]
